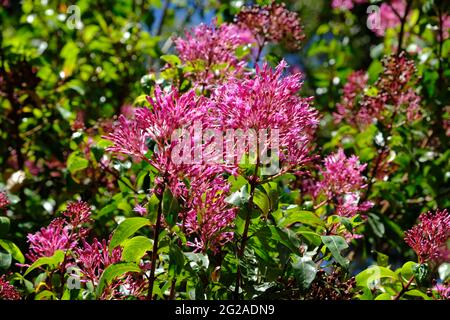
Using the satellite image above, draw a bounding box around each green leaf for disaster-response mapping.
[161,54,181,66]
[0,216,10,237]
[373,251,389,267]
[438,263,450,281]
[413,264,431,287]
[367,213,385,238]
[291,254,317,291]
[66,152,89,174]
[375,292,392,300]
[0,252,12,270]
[400,261,418,281]
[163,188,180,227]
[405,289,432,300]
[225,184,250,207]
[24,250,65,276]
[278,207,324,228]
[0,239,25,263]
[122,236,153,263]
[35,290,58,300]
[321,235,349,268]
[253,189,270,216]
[109,217,151,250]
[355,266,398,288]
[96,262,141,296]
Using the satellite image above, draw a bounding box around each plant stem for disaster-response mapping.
[234,141,260,299]
[396,0,412,56]
[393,275,414,300]
[147,185,165,300]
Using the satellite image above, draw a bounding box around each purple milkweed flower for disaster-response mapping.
[211,60,318,167]
[331,0,367,10]
[174,20,252,87]
[372,0,408,37]
[0,275,20,300]
[63,200,92,227]
[74,238,122,285]
[26,218,77,262]
[405,209,450,263]
[0,191,9,210]
[133,204,147,216]
[236,2,305,50]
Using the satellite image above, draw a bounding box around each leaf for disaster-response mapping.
[405,289,432,300]
[253,189,270,216]
[122,236,153,263]
[367,213,385,238]
[96,262,141,296]
[278,207,324,228]
[109,217,151,250]
[413,263,431,287]
[162,188,180,227]
[0,252,12,270]
[291,254,317,291]
[373,250,389,267]
[66,152,89,175]
[24,250,65,276]
[438,263,450,281]
[375,293,392,300]
[225,184,249,207]
[321,235,349,268]
[0,216,10,237]
[400,261,418,281]
[161,54,181,66]
[0,239,25,263]
[35,290,58,300]
[355,266,398,288]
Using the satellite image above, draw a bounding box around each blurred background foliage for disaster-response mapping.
[0,0,449,276]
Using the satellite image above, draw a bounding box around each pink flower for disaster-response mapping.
[105,115,149,161]
[74,238,122,285]
[174,21,252,87]
[372,0,408,37]
[183,169,237,252]
[334,53,421,127]
[434,283,450,300]
[26,218,77,262]
[63,200,92,227]
[211,60,318,167]
[133,204,147,216]
[236,2,305,50]
[0,191,9,210]
[334,71,369,126]
[332,0,366,10]
[438,14,450,41]
[0,275,20,300]
[318,149,367,197]
[316,149,372,217]
[405,209,450,263]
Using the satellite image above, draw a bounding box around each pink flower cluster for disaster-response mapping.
[405,209,450,263]
[335,52,421,127]
[0,191,9,210]
[0,275,20,300]
[211,60,318,166]
[315,149,372,217]
[174,21,252,86]
[236,2,305,50]
[331,0,367,10]
[371,0,408,37]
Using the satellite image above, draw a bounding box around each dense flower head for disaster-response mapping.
[314,149,373,217]
[405,209,450,263]
[74,238,122,285]
[335,52,421,127]
[236,2,305,50]
[174,21,252,86]
[334,71,368,126]
[105,87,205,165]
[318,149,367,196]
[0,191,9,210]
[63,200,92,227]
[211,60,318,167]
[0,275,20,300]
[26,218,77,262]
[435,283,450,300]
[331,0,367,10]
[183,169,237,252]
